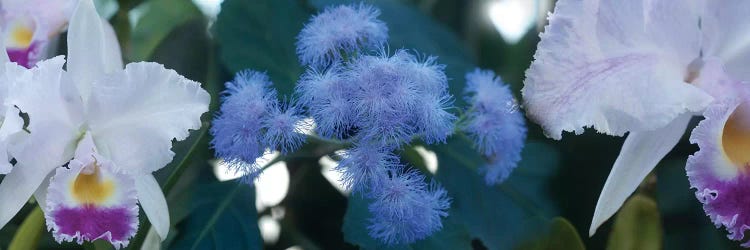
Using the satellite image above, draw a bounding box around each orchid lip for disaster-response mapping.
[721,102,750,171]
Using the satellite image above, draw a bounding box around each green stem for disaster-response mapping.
[8,206,44,250]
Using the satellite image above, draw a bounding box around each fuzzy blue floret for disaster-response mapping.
[366,167,450,245]
[343,49,454,146]
[335,144,397,194]
[296,3,388,68]
[463,69,527,185]
[211,70,277,163]
[262,101,307,154]
[296,65,357,139]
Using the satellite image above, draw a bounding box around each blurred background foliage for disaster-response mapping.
[0,0,744,249]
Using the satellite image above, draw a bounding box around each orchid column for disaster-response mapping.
[0,0,210,248]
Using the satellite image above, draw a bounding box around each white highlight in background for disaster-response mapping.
[319,155,350,196]
[413,146,439,174]
[258,215,281,244]
[193,0,224,18]
[254,159,289,211]
[212,151,290,212]
[488,0,536,44]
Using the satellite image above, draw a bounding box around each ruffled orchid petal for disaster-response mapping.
[46,133,139,248]
[701,0,750,80]
[11,56,84,132]
[87,62,209,175]
[590,113,692,236]
[687,95,750,246]
[522,0,711,139]
[135,174,169,241]
[67,0,121,101]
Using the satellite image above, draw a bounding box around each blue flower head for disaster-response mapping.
[463,69,527,185]
[335,144,397,194]
[262,101,307,154]
[296,3,388,68]
[367,167,450,245]
[345,50,454,146]
[211,70,277,164]
[296,64,357,139]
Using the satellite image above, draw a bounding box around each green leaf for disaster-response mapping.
[170,175,262,250]
[128,0,202,62]
[607,194,662,250]
[516,217,586,250]
[213,0,309,95]
[432,138,560,249]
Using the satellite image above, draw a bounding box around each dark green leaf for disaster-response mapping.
[516,217,585,250]
[433,138,560,249]
[213,0,309,95]
[170,176,262,250]
[128,0,202,62]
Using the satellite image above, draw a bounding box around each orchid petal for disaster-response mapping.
[0,37,9,64]
[0,106,23,174]
[589,114,692,236]
[135,174,170,241]
[87,62,209,174]
[0,111,81,229]
[33,172,53,213]
[687,98,750,246]
[702,0,750,80]
[11,56,84,132]
[0,121,81,229]
[0,161,54,229]
[67,0,122,102]
[523,0,711,139]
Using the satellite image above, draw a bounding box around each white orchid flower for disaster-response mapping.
[523,0,750,244]
[2,0,77,67]
[0,0,209,248]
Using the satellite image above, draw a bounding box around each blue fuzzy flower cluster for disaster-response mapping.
[211,2,529,246]
[463,69,527,185]
[297,50,456,146]
[296,4,454,245]
[210,70,306,178]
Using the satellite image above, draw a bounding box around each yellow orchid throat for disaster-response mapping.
[7,21,34,48]
[71,162,115,205]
